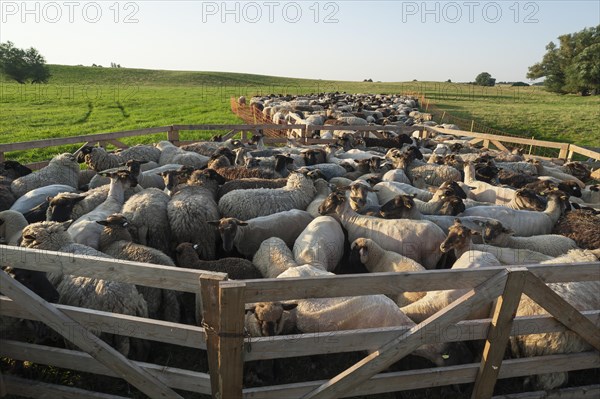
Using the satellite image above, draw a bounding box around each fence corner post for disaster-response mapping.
[218,282,246,399]
[199,274,227,399]
[559,143,569,160]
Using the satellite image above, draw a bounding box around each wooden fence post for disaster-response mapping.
[0,151,4,163]
[168,126,180,146]
[559,144,569,160]
[217,282,246,399]
[470,120,475,132]
[200,275,227,398]
[471,268,527,399]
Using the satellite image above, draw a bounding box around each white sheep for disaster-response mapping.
[381,168,412,185]
[252,237,298,278]
[9,184,77,214]
[219,172,316,221]
[121,188,172,255]
[306,179,333,218]
[319,191,445,269]
[10,153,80,198]
[0,210,28,245]
[156,140,209,169]
[351,238,426,306]
[460,190,569,237]
[209,209,312,259]
[78,145,161,172]
[68,171,137,249]
[477,219,579,257]
[168,169,223,260]
[20,220,149,357]
[276,265,460,367]
[463,162,516,204]
[293,216,344,272]
[374,181,433,203]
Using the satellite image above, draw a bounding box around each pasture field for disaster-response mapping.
[1,64,599,163]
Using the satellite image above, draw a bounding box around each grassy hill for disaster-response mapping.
[1,65,598,163]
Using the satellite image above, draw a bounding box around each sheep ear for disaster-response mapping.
[235,220,249,226]
[367,187,378,192]
[22,234,35,241]
[60,220,73,230]
[96,220,110,226]
[282,303,298,311]
[46,196,53,203]
[207,220,221,226]
[470,229,481,236]
[503,228,515,235]
[245,305,257,314]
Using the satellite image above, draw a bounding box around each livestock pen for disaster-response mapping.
[1,124,599,399]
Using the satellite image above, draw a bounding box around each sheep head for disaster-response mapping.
[208,218,248,253]
[21,221,73,250]
[47,194,86,222]
[245,302,298,337]
[439,219,479,253]
[318,191,347,216]
[379,194,416,219]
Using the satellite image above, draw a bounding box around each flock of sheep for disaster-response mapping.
[1,92,600,394]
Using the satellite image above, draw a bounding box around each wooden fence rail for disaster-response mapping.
[1,244,599,399]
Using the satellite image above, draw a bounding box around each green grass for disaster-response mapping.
[1,65,598,163]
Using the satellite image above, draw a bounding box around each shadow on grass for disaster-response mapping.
[75,101,93,124]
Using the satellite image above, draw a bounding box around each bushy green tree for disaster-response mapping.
[527,26,600,95]
[0,41,51,83]
[475,72,496,86]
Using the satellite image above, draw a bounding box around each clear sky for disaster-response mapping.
[1,0,598,82]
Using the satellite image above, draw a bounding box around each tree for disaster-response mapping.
[0,41,50,84]
[527,25,600,94]
[475,72,496,86]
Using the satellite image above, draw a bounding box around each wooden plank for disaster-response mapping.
[172,124,305,131]
[200,275,226,398]
[0,152,5,163]
[469,138,484,145]
[0,296,206,349]
[167,127,180,146]
[0,246,227,293]
[308,125,402,132]
[3,374,129,399]
[0,270,183,399]
[522,272,600,351]
[558,144,570,160]
[244,310,600,361]
[218,282,246,399]
[106,139,128,149]
[427,127,567,149]
[243,352,600,399]
[568,144,600,161]
[491,140,510,152]
[492,384,600,399]
[483,139,491,148]
[233,262,600,303]
[23,161,50,171]
[0,126,171,153]
[471,268,527,399]
[0,340,212,394]
[300,270,509,399]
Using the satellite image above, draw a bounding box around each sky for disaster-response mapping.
[0,0,598,82]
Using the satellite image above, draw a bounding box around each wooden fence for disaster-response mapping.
[1,245,599,399]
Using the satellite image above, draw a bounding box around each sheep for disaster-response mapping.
[244,301,298,337]
[20,220,149,357]
[318,191,445,269]
[581,184,600,204]
[10,153,80,198]
[156,140,209,169]
[400,223,502,323]
[509,249,600,391]
[439,219,552,265]
[300,163,348,181]
[374,181,433,203]
[67,170,137,249]
[293,216,344,272]
[96,214,180,323]
[553,209,600,250]
[460,190,570,237]
[381,168,412,185]
[1,160,32,182]
[0,267,59,342]
[88,162,183,190]
[462,162,517,204]
[276,265,464,367]
[207,155,280,180]
[77,145,161,172]
[0,210,28,245]
[9,184,77,214]
[252,237,299,278]
[0,187,16,212]
[306,179,333,218]
[22,200,50,223]
[219,171,316,221]
[531,160,586,188]
[217,177,288,200]
[121,188,172,255]
[209,209,313,259]
[477,219,579,256]
[351,238,426,306]
[175,242,261,279]
[168,169,225,260]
